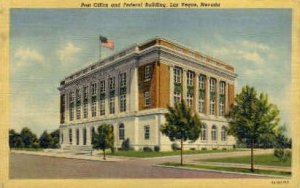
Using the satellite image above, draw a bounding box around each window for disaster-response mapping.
[91,127,95,144]
[144,65,152,80]
[60,94,65,124]
[144,91,150,106]
[119,73,127,112]
[120,94,126,112]
[219,81,226,116]
[119,73,126,88]
[91,83,97,96]
[76,89,81,119]
[83,128,87,145]
[186,95,193,108]
[76,129,80,145]
[198,75,206,113]
[221,126,227,141]
[83,86,88,118]
[91,97,97,117]
[187,71,194,86]
[91,83,97,117]
[109,97,115,114]
[99,80,105,115]
[144,125,150,140]
[109,77,115,114]
[119,124,125,140]
[174,67,181,83]
[201,124,207,141]
[69,91,75,121]
[174,93,181,104]
[100,80,106,93]
[211,125,217,141]
[210,78,216,115]
[109,77,115,90]
[69,129,72,144]
[199,75,206,90]
[100,99,105,115]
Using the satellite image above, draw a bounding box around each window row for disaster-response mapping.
[200,125,227,142]
[173,67,227,116]
[66,73,127,122]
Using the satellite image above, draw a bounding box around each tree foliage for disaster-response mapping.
[20,127,39,148]
[226,85,282,171]
[92,123,114,160]
[160,100,203,165]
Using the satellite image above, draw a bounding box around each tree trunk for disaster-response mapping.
[251,139,254,172]
[180,138,183,166]
[103,149,106,160]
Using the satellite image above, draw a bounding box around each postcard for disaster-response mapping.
[0,0,299,188]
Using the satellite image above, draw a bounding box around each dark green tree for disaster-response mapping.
[160,100,203,165]
[39,131,52,148]
[20,127,38,148]
[92,123,114,160]
[9,129,24,148]
[50,129,60,148]
[226,85,281,172]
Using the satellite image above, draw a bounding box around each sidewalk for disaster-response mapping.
[11,150,128,162]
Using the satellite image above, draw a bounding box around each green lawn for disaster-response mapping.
[161,162,291,177]
[11,148,44,151]
[108,149,245,158]
[200,154,291,167]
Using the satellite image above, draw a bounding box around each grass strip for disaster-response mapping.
[108,149,245,158]
[200,154,291,167]
[161,162,291,176]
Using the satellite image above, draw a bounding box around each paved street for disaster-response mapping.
[10,152,269,179]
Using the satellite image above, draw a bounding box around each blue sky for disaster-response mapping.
[10,9,291,136]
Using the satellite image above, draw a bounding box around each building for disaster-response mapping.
[58,37,236,152]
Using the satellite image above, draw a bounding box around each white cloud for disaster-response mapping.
[240,40,270,51]
[236,50,265,64]
[14,48,45,69]
[57,42,81,63]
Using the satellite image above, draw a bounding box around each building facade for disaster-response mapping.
[58,37,236,151]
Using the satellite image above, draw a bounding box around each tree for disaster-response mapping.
[160,100,203,165]
[39,131,52,148]
[92,123,114,160]
[50,129,60,148]
[226,85,281,172]
[9,129,24,148]
[20,127,38,148]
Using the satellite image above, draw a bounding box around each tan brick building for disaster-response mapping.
[58,37,236,151]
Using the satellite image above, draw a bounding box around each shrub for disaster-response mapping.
[222,148,227,150]
[212,148,217,150]
[201,148,207,150]
[111,147,116,154]
[171,143,180,151]
[121,138,132,151]
[190,148,196,151]
[143,146,153,152]
[154,145,160,152]
[274,148,291,162]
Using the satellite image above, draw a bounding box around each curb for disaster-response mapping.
[153,164,291,179]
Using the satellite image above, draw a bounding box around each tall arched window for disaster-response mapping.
[221,126,227,141]
[201,124,207,141]
[83,128,87,145]
[90,127,95,144]
[69,129,72,144]
[211,125,217,141]
[76,129,80,145]
[119,123,125,140]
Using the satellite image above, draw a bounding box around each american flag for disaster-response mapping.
[99,36,114,50]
